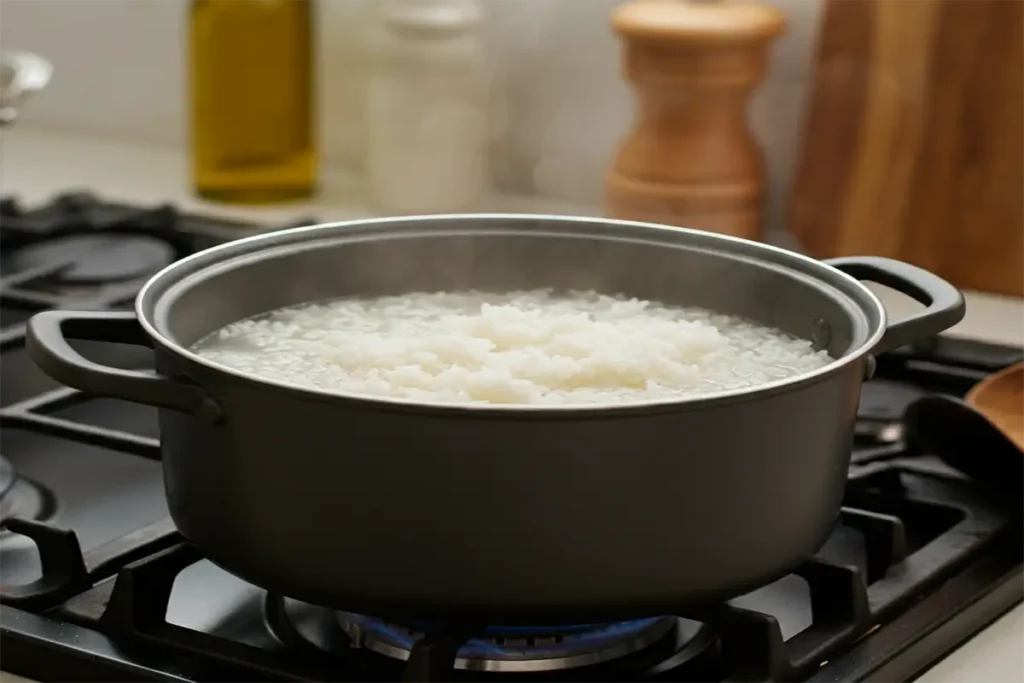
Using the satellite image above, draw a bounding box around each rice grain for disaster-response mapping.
[193,290,833,405]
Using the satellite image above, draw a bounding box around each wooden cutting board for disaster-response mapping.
[789,0,1023,297]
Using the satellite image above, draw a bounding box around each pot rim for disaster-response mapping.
[136,213,887,414]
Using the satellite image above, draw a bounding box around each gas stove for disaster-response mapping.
[1,193,1022,682]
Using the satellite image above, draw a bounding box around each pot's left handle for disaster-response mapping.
[26,310,222,423]
[826,256,966,356]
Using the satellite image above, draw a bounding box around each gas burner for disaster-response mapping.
[0,456,57,530]
[337,613,688,673]
[8,233,177,284]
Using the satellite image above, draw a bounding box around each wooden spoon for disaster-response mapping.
[902,363,1023,507]
[965,362,1023,451]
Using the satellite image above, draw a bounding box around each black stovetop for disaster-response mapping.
[0,193,1021,683]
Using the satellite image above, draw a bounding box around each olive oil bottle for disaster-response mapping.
[189,0,317,203]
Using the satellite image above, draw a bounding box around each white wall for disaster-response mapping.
[0,0,824,231]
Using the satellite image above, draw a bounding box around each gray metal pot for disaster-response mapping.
[25,214,965,623]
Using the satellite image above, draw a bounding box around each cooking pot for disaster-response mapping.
[26,214,965,623]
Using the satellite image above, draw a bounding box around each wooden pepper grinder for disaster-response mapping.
[606,0,785,240]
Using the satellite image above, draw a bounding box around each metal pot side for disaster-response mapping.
[26,215,966,621]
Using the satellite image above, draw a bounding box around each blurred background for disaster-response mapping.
[0,4,1023,682]
[1,0,1022,297]
[0,0,817,210]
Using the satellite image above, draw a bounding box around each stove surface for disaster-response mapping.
[0,194,1022,682]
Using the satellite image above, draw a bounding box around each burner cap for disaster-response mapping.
[0,463,58,529]
[11,234,176,283]
[338,613,680,672]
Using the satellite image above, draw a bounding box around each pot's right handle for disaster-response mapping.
[826,256,966,356]
[26,310,222,423]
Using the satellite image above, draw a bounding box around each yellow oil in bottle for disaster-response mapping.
[189,0,317,204]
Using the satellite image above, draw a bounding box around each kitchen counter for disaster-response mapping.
[1,126,1022,683]
[1,127,590,227]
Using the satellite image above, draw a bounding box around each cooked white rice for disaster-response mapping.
[193,290,833,406]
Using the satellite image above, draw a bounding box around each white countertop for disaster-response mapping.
[0,126,1022,683]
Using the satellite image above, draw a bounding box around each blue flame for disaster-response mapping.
[343,613,662,658]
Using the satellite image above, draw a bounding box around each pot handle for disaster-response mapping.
[26,310,221,422]
[826,256,966,356]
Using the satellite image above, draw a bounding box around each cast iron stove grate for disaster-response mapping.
[0,194,1022,683]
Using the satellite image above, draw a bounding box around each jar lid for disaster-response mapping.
[382,0,482,34]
